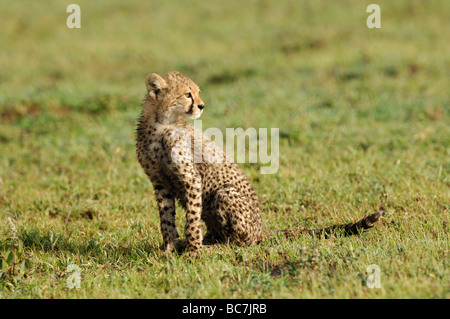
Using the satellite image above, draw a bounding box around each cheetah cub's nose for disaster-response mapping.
[198,104,205,110]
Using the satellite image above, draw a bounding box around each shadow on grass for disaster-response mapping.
[18,229,160,261]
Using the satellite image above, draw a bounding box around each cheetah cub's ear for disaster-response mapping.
[145,73,167,97]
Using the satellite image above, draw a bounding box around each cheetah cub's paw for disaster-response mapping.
[172,238,204,255]
[158,238,203,254]
[159,241,177,253]
[174,238,188,253]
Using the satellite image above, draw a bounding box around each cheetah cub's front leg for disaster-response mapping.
[173,164,203,253]
[156,175,202,254]
[152,131,203,253]
[167,132,204,252]
[154,187,178,253]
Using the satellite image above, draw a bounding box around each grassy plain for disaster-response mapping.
[0,0,448,298]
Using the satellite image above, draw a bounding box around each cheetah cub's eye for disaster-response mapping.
[184,93,191,98]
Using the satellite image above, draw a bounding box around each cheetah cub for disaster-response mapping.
[136,71,383,253]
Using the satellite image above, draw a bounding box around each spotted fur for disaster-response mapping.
[136,71,383,253]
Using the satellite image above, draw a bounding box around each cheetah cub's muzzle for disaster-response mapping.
[184,92,204,120]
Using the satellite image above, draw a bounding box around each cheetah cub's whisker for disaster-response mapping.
[136,71,384,254]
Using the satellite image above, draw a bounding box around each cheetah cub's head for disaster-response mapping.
[144,71,205,123]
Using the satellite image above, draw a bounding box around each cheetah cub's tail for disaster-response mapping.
[272,210,384,239]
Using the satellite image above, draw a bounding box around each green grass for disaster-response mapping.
[0,0,449,298]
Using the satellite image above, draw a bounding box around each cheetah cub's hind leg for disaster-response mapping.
[203,187,264,247]
[172,185,253,252]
